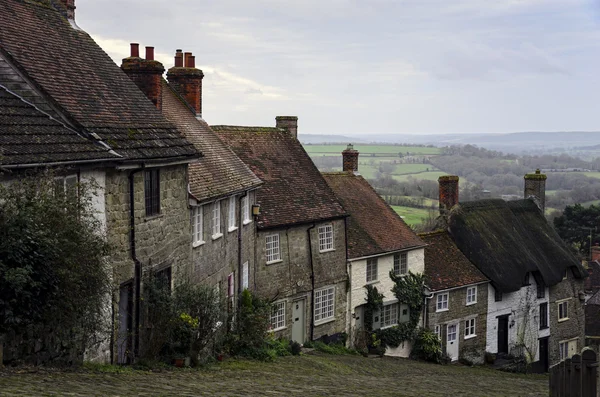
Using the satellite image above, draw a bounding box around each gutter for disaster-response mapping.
[307,223,316,341]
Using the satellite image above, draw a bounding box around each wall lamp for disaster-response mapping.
[252,204,261,217]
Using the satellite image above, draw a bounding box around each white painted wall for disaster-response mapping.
[485,279,549,362]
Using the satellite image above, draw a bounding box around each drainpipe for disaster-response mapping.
[128,167,143,359]
[423,287,434,329]
[307,223,316,341]
[237,191,248,304]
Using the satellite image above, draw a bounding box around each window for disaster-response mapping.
[558,300,569,322]
[394,252,408,276]
[155,267,172,292]
[242,262,249,290]
[366,258,378,283]
[494,288,503,302]
[539,302,548,329]
[466,286,477,305]
[144,169,160,216]
[192,206,204,245]
[436,293,448,311]
[523,273,530,286]
[378,303,398,328]
[399,303,410,323]
[318,224,334,252]
[315,286,335,323]
[537,281,545,299]
[54,175,78,201]
[242,195,251,224]
[465,318,476,338]
[212,201,221,238]
[559,339,577,361]
[434,325,441,340]
[227,273,234,298]
[271,301,286,330]
[228,196,236,231]
[266,234,281,263]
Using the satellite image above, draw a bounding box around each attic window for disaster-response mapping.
[523,273,530,286]
[318,224,334,252]
[494,288,503,302]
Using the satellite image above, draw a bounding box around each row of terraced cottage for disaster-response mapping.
[0,0,587,370]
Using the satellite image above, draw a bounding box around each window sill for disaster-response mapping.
[436,308,449,313]
[539,326,549,330]
[315,317,335,327]
[394,272,408,277]
[243,219,252,225]
[558,317,569,323]
[464,334,477,340]
[267,259,283,265]
[212,233,223,241]
[271,326,287,332]
[228,226,238,233]
[192,240,205,248]
[466,301,476,306]
[144,213,164,222]
[379,323,399,330]
[365,280,380,286]
[319,248,335,254]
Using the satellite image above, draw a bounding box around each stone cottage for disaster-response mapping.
[213,119,348,343]
[419,231,489,363]
[0,0,200,364]
[438,173,587,369]
[322,145,425,356]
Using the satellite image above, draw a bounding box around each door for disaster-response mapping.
[446,322,459,361]
[539,337,549,372]
[498,316,509,355]
[291,299,306,343]
[117,283,133,364]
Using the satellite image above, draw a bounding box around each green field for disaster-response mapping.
[582,199,600,207]
[393,171,449,182]
[391,205,432,226]
[304,144,441,156]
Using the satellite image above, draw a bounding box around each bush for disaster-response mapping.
[411,328,443,363]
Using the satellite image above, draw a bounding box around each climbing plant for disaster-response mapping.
[363,284,384,332]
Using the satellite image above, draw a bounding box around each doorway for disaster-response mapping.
[446,322,459,361]
[539,337,549,372]
[117,283,133,364]
[497,315,509,355]
[292,299,306,344]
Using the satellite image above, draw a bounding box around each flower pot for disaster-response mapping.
[173,358,185,368]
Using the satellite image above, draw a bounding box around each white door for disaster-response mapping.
[446,323,459,361]
[292,299,306,343]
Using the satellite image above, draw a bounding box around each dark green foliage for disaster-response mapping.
[390,271,424,329]
[411,328,442,363]
[554,204,600,258]
[374,323,416,349]
[363,285,384,332]
[0,173,111,361]
[226,289,271,357]
[289,340,302,356]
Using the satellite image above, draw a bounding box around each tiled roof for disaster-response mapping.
[448,198,587,292]
[322,172,424,259]
[212,125,346,229]
[419,230,488,291]
[0,85,117,166]
[0,0,198,162]
[161,83,261,201]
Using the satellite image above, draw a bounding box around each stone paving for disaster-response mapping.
[0,353,548,396]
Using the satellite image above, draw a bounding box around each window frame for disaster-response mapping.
[318,224,334,252]
[558,300,569,322]
[466,286,477,306]
[464,318,476,339]
[393,252,408,276]
[271,301,286,331]
[228,196,237,232]
[436,293,449,312]
[192,206,204,246]
[212,200,222,239]
[265,233,281,264]
[539,302,548,330]
[314,286,335,324]
[378,303,399,329]
[144,169,160,217]
[242,195,252,225]
[366,258,378,283]
[537,281,545,299]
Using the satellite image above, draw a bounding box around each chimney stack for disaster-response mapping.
[167,50,204,118]
[439,175,459,215]
[60,0,76,20]
[342,144,359,173]
[121,43,165,110]
[275,116,298,139]
[524,169,546,213]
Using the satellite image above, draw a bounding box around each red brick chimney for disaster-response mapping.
[524,169,547,213]
[121,43,165,110]
[275,116,298,139]
[166,50,204,118]
[439,175,459,215]
[342,144,359,173]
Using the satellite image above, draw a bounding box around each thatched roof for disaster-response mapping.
[448,198,586,293]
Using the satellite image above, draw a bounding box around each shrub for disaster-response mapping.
[411,328,443,363]
[225,289,272,359]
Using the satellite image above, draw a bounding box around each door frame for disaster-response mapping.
[446,322,459,361]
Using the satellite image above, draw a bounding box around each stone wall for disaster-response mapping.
[428,282,488,363]
[256,218,348,342]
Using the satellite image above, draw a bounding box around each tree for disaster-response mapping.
[553,204,600,259]
[0,172,111,363]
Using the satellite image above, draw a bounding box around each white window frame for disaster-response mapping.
[436,293,449,312]
[318,224,334,252]
[366,258,378,283]
[394,252,408,276]
[242,262,249,290]
[227,273,235,298]
[265,233,281,264]
[380,303,398,329]
[271,301,286,331]
[192,206,204,246]
[558,300,569,322]
[466,286,477,306]
[242,195,252,225]
[212,201,222,239]
[228,196,237,232]
[314,286,335,324]
[464,318,476,339]
[434,325,441,340]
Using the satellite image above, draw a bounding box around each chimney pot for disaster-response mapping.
[342,144,359,173]
[184,52,192,67]
[275,116,299,139]
[145,46,155,61]
[60,0,76,20]
[189,56,196,68]
[438,175,459,215]
[130,43,140,58]
[174,50,184,68]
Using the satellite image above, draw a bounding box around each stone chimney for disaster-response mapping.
[166,50,204,118]
[524,169,547,213]
[275,116,298,139]
[439,175,459,215]
[342,144,359,173]
[59,0,75,20]
[121,43,165,110]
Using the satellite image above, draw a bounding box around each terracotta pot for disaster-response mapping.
[173,358,185,368]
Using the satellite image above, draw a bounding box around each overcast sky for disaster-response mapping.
[77,0,600,135]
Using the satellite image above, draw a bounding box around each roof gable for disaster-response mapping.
[448,198,586,292]
[322,172,424,258]
[212,125,346,229]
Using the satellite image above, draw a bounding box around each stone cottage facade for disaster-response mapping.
[322,145,426,357]
[213,119,349,343]
[419,231,489,363]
